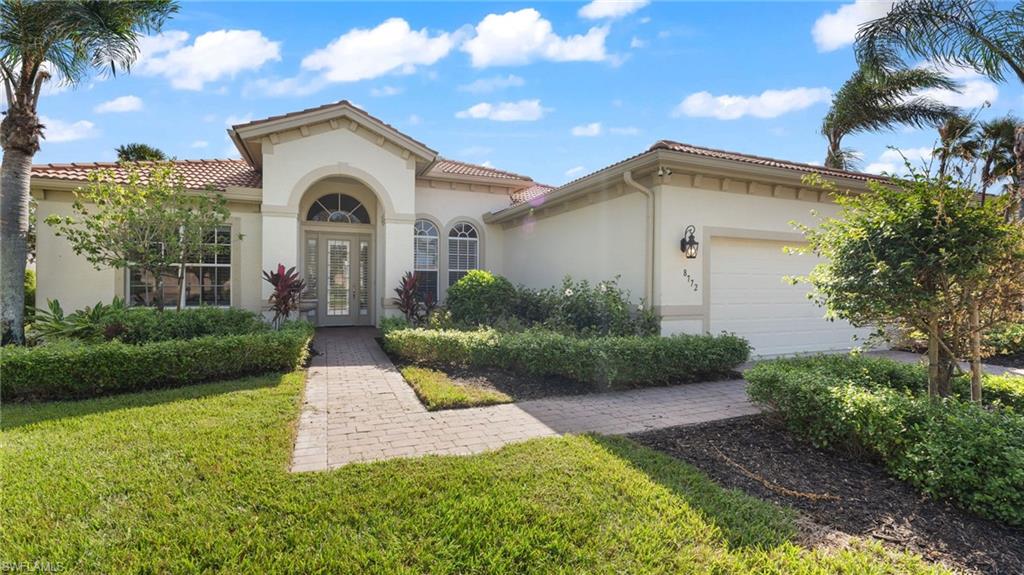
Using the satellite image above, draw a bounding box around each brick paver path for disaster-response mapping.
[291,328,759,472]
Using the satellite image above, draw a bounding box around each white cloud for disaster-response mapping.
[458,74,525,93]
[455,99,547,121]
[191,140,209,148]
[302,18,454,83]
[673,87,832,120]
[579,0,649,20]
[138,29,281,90]
[224,113,253,127]
[571,122,602,136]
[812,0,895,52]
[918,64,998,107]
[609,126,640,135]
[244,76,326,98]
[629,36,647,49]
[40,116,98,142]
[371,85,402,97]
[462,9,608,67]
[565,165,586,177]
[866,146,933,174]
[408,114,422,125]
[94,95,143,113]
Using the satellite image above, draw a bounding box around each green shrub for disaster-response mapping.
[23,269,35,320]
[379,315,411,336]
[445,270,517,326]
[102,306,267,344]
[1,321,313,401]
[746,355,1024,526]
[985,323,1024,356]
[383,328,749,389]
[541,276,659,337]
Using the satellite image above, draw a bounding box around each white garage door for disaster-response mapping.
[709,237,869,357]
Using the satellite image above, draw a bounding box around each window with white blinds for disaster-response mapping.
[413,219,439,303]
[447,222,479,287]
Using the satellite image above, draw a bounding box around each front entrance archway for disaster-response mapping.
[299,178,379,326]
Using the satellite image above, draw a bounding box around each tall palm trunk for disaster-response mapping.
[0,103,39,345]
[1014,125,1024,221]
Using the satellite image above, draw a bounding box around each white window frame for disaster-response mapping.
[447,221,480,288]
[127,225,233,308]
[413,218,440,302]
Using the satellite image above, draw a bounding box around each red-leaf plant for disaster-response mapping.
[263,264,307,328]
[393,271,434,325]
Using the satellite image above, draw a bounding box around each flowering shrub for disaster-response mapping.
[540,276,659,337]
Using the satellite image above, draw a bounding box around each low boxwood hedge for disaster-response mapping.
[1,321,313,402]
[746,355,1024,526]
[102,306,269,344]
[382,327,749,389]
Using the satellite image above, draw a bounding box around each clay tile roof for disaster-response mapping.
[510,183,556,205]
[651,140,880,182]
[31,159,262,191]
[429,158,534,182]
[232,99,437,156]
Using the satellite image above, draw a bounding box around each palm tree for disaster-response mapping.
[0,0,177,344]
[977,115,1019,201]
[822,64,958,170]
[935,113,979,179]
[116,143,168,162]
[855,0,1024,213]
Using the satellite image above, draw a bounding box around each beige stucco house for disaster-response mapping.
[31,100,876,356]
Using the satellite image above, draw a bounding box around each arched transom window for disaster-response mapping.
[447,222,479,287]
[306,193,370,224]
[413,219,439,303]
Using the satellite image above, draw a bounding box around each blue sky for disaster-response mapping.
[33,0,1024,186]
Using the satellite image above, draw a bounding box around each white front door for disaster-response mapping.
[317,234,372,326]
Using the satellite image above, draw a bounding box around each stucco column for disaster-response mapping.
[260,208,299,301]
[380,215,414,318]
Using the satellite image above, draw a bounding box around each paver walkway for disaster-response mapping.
[291,328,759,471]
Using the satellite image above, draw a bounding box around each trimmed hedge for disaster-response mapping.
[101,307,268,343]
[746,355,1024,526]
[1,321,313,401]
[383,327,750,389]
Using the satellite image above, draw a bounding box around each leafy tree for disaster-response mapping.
[116,142,168,162]
[934,113,979,179]
[0,0,178,344]
[794,172,1024,397]
[822,64,958,170]
[44,165,232,311]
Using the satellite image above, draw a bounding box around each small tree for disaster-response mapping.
[45,165,231,310]
[794,171,1024,397]
[262,264,305,328]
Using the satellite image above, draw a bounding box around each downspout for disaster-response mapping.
[622,171,655,304]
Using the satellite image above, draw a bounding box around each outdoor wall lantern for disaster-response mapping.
[680,225,699,259]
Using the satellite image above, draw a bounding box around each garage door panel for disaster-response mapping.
[709,237,869,356]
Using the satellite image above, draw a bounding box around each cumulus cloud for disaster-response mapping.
[458,74,525,93]
[137,30,281,90]
[919,64,998,107]
[94,95,143,113]
[455,99,547,121]
[302,18,454,83]
[673,87,832,120]
[40,116,99,142]
[865,146,933,174]
[812,0,895,52]
[579,0,649,20]
[571,122,602,136]
[462,9,608,67]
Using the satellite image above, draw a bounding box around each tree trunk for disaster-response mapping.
[969,297,982,403]
[0,148,33,344]
[927,313,940,397]
[1014,125,1024,221]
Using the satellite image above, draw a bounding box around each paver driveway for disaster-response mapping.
[291,328,759,471]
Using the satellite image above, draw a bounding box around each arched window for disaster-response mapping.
[447,222,479,287]
[413,219,439,303]
[306,193,370,223]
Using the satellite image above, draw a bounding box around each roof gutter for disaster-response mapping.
[623,170,655,304]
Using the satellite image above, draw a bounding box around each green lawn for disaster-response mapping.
[399,365,512,410]
[1,371,946,574]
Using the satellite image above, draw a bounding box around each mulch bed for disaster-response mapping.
[985,353,1024,369]
[630,415,1024,575]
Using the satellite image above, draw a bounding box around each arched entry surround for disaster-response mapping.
[294,171,387,327]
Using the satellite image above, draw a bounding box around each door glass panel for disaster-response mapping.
[327,239,350,316]
[359,240,369,316]
[304,237,318,297]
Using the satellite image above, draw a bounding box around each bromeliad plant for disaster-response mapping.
[263,264,306,329]
[393,271,435,325]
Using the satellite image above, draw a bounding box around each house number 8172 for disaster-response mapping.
[681,269,699,292]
